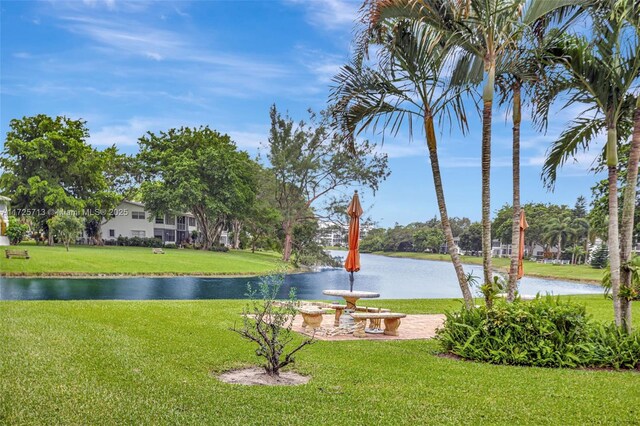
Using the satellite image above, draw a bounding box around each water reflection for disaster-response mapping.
[0,252,602,301]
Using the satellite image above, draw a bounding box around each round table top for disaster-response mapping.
[322,290,380,298]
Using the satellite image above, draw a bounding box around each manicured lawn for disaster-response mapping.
[378,252,605,283]
[2,296,638,425]
[0,245,287,276]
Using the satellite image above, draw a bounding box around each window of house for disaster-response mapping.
[132,211,145,220]
[131,230,146,238]
[155,216,164,224]
[188,217,196,226]
[165,214,175,225]
[109,229,115,237]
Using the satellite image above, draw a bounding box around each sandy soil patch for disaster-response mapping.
[217,367,310,386]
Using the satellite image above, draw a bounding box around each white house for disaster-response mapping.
[100,200,229,246]
[0,195,10,246]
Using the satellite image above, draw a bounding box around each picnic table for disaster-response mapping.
[322,289,380,310]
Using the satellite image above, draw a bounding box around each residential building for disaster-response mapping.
[0,195,10,246]
[100,200,229,246]
[316,220,373,247]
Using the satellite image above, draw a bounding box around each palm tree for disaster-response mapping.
[366,0,586,304]
[542,216,575,260]
[537,0,640,330]
[566,244,586,264]
[331,19,475,308]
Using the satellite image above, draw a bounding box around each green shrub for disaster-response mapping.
[6,217,28,245]
[437,297,640,369]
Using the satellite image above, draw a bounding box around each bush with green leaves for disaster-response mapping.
[230,273,314,376]
[6,216,28,245]
[602,255,640,301]
[47,215,83,252]
[437,297,640,369]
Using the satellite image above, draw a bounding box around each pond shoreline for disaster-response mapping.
[0,268,311,279]
[369,252,602,286]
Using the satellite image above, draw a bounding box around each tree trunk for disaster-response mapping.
[231,219,242,249]
[605,120,623,327]
[481,62,495,297]
[619,103,640,332]
[425,115,474,309]
[282,221,293,262]
[556,234,562,260]
[192,206,218,250]
[507,80,521,302]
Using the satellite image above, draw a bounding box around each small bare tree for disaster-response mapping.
[230,274,315,376]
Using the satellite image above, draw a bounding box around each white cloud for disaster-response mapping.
[88,117,179,146]
[286,0,359,30]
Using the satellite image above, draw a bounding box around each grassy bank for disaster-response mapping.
[2,296,638,425]
[376,252,605,283]
[0,245,287,276]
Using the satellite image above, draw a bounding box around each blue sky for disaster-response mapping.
[0,0,605,227]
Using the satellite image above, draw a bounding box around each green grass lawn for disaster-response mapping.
[0,245,287,276]
[378,252,605,283]
[2,296,638,425]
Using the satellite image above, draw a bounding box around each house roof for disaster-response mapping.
[121,200,146,208]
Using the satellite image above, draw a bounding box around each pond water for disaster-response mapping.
[0,252,602,301]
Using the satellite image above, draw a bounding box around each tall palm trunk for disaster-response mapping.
[556,234,562,260]
[619,101,640,332]
[507,79,521,302]
[426,115,474,308]
[605,118,623,327]
[481,60,495,298]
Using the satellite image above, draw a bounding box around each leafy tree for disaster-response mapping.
[290,220,341,267]
[414,226,445,253]
[459,222,483,254]
[84,147,135,245]
[243,166,282,253]
[137,127,257,250]
[359,228,386,253]
[449,217,471,238]
[0,115,120,244]
[492,204,516,243]
[6,216,28,245]
[267,105,388,262]
[47,215,83,252]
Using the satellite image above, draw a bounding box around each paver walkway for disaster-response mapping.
[292,313,445,341]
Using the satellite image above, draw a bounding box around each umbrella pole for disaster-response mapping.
[349,271,354,292]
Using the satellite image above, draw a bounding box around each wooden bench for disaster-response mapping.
[350,312,407,337]
[329,304,390,327]
[152,248,165,254]
[297,306,330,331]
[5,249,30,259]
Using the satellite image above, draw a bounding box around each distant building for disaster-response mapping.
[98,200,229,246]
[440,236,463,255]
[0,195,10,246]
[316,220,373,247]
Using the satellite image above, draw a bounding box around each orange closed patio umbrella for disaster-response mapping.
[517,209,529,280]
[344,191,363,291]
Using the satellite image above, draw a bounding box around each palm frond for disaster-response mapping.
[542,115,605,189]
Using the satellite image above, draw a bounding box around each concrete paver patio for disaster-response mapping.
[292,313,446,341]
